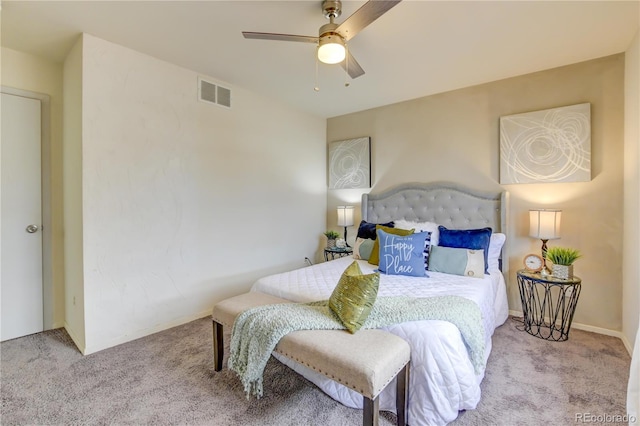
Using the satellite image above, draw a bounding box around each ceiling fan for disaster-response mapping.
[242,0,402,79]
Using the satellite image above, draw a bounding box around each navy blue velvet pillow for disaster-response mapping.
[437,226,492,274]
[356,220,394,240]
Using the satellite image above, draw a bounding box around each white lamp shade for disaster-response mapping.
[317,36,346,64]
[337,206,355,227]
[529,209,562,240]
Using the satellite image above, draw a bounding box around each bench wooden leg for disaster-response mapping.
[213,320,224,372]
[363,395,380,426]
[363,362,409,426]
[395,364,409,426]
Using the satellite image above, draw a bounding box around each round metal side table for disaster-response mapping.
[324,247,352,261]
[517,269,582,341]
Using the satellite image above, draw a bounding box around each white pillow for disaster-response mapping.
[393,219,440,246]
[488,233,506,271]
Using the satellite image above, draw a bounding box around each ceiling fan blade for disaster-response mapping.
[336,0,402,42]
[242,32,319,44]
[341,50,365,79]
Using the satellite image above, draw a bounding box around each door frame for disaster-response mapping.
[1,86,54,330]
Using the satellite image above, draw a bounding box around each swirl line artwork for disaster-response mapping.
[499,103,591,184]
[329,137,371,189]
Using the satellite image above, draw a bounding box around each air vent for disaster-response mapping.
[216,86,231,108]
[198,77,231,109]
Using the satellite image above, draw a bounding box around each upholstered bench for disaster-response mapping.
[212,292,410,426]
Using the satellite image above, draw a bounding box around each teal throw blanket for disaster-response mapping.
[228,296,485,398]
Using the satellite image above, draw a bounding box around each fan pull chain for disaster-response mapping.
[314,48,320,92]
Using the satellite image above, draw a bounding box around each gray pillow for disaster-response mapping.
[428,245,485,278]
[353,237,375,261]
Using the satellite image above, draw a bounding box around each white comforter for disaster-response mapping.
[251,256,509,426]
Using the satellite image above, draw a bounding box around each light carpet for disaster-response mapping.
[0,317,631,425]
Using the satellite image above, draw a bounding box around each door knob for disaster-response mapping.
[26,224,39,233]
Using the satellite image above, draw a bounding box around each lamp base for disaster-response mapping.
[540,239,550,276]
[343,226,351,247]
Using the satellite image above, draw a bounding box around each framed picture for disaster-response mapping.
[329,137,371,189]
[499,103,591,184]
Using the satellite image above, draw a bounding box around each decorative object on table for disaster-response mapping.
[523,253,544,273]
[328,137,371,189]
[335,238,346,248]
[529,209,562,276]
[517,270,582,341]
[323,230,340,248]
[499,102,591,184]
[545,246,581,280]
[336,205,354,247]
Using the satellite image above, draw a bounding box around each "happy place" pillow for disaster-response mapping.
[376,229,429,277]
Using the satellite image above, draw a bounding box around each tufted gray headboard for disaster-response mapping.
[362,181,509,276]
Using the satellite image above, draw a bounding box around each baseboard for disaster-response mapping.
[619,334,633,355]
[80,309,213,355]
[508,309,629,353]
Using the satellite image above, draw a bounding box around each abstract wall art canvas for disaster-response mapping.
[499,103,591,184]
[329,137,371,189]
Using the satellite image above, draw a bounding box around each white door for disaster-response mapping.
[1,92,44,341]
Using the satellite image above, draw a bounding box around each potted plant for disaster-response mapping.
[323,230,341,248]
[545,246,581,279]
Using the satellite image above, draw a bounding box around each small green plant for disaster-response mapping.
[323,230,340,240]
[546,246,581,265]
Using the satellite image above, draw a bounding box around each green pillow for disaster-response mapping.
[428,245,485,278]
[329,261,380,333]
[368,225,414,266]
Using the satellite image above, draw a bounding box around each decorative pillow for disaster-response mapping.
[418,231,432,273]
[356,220,394,240]
[428,245,485,278]
[368,225,414,266]
[488,233,506,272]
[438,226,492,273]
[376,229,429,277]
[329,261,380,333]
[353,237,375,261]
[394,219,440,246]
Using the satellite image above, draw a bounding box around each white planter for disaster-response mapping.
[552,264,574,280]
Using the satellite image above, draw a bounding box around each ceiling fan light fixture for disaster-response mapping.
[317,34,346,64]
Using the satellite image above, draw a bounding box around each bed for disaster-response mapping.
[250,182,510,426]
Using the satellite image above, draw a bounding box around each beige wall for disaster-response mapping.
[623,29,640,351]
[62,37,86,349]
[328,54,627,332]
[68,34,326,354]
[1,47,65,329]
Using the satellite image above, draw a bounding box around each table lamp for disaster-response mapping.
[529,209,562,276]
[337,206,354,247]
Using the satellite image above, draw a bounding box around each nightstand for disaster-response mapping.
[517,270,582,341]
[324,246,353,261]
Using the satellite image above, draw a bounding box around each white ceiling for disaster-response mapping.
[2,1,639,118]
